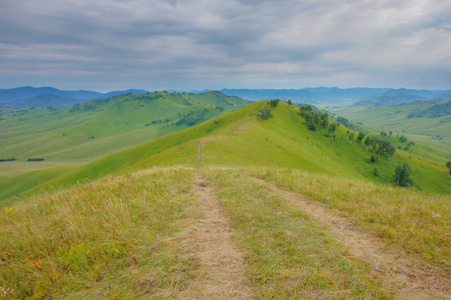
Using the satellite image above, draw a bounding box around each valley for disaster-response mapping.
[0,93,450,299]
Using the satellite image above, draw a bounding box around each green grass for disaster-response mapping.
[0,91,249,169]
[332,101,451,153]
[203,169,393,299]
[243,167,451,268]
[0,168,197,299]
[1,100,450,203]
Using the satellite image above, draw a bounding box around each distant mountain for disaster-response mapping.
[0,86,149,108]
[219,88,392,103]
[2,93,81,109]
[353,93,425,107]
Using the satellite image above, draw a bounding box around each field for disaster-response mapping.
[1,97,450,298]
[331,100,451,152]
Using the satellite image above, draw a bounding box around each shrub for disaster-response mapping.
[257,106,273,120]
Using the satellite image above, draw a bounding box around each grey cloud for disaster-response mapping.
[0,0,450,90]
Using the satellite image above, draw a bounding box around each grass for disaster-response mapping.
[1,165,449,298]
[332,101,451,152]
[0,91,249,172]
[203,169,393,299]
[0,168,197,299]
[2,101,450,204]
[244,167,451,269]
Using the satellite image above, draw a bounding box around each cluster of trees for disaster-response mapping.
[269,99,280,108]
[257,100,281,120]
[0,158,16,162]
[27,158,44,161]
[257,106,273,120]
[176,108,209,126]
[299,105,330,131]
[364,136,396,160]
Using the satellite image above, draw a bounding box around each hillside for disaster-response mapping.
[0,86,149,108]
[332,99,451,151]
[1,101,450,299]
[0,91,249,178]
[2,100,449,203]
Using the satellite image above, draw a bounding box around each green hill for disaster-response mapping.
[1,100,450,299]
[331,99,451,152]
[2,100,449,203]
[0,91,249,175]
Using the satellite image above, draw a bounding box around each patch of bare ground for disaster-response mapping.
[178,173,252,299]
[246,175,451,300]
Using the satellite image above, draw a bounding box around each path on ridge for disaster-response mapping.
[245,174,450,300]
[179,172,252,299]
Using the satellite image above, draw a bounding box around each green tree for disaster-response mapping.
[349,132,355,144]
[399,135,408,143]
[287,99,293,105]
[395,163,413,187]
[364,136,371,152]
[269,99,280,108]
[257,106,273,120]
[446,161,451,179]
[328,123,336,137]
[374,168,380,177]
[313,114,321,125]
[356,132,365,143]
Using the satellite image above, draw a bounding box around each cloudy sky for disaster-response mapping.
[1,0,450,91]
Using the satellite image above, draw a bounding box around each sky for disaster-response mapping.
[1,0,450,92]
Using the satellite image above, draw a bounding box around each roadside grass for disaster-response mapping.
[204,169,393,299]
[244,167,451,269]
[0,168,196,299]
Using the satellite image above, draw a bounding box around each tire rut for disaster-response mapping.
[245,174,450,300]
[179,173,252,299]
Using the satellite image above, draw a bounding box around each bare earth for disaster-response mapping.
[178,172,252,299]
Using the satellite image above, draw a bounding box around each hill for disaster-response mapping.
[2,100,449,203]
[218,87,451,105]
[0,86,149,108]
[0,91,249,179]
[0,102,450,298]
[331,99,451,151]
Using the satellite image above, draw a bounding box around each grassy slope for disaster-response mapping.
[0,91,249,165]
[332,101,451,152]
[2,101,449,204]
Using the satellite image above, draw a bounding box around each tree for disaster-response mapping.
[370,155,378,163]
[313,114,321,125]
[356,132,365,143]
[349,132,355,144]
[269,99,280,108]
[364,136,371,152]
[328,123,336,137]
[395,163,413,187]
[446,161,451,179]
[385,142,396,160]
[287,99,293,105]
[374,168,380,177]
[399,135,408,143]
[257,106,273,120]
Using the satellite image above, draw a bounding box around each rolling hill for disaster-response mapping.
[1,100,450,299]
[2,100,449,203]
[331,99,451,152]
[0,86,149,108]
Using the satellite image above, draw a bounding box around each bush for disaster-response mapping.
[257,106,273,120]
[370,155,378,163]
[27,158,44,162]
[374,168,380,177]
[395,163,413,187]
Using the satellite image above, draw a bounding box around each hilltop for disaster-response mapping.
[2,100,449,203]
[1,99,450,299]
